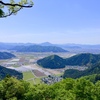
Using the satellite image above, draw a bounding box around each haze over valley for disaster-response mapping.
[0,41,100,84]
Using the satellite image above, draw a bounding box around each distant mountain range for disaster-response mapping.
[0,42,100,53]
[0,52,15,59]
[37,53,100,69]
[11,45,68,52]
[39,42,100,52]
[0,65,23,80]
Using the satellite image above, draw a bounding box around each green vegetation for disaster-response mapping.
[0,0,33,18]
[1,76,100,100]
[37,53,100,69]
[12,45,68,52]
[34,78,42,84]
[82,74,100,83]
[23,71,41,85]
[63,69,82,78]
[63,62,100,78]
[1,53,100,99]
[0,52,15,59]
[23,71,34,80]
[65,53,100,66]
[37,55,66,69]
[0,65,23,80]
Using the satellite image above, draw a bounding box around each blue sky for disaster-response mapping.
[0,0,100,44]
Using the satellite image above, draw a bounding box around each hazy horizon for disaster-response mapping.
[0,41,100,45]
[1,0,100,44]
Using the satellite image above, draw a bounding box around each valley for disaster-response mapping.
[0,50,100,84]
[0,52,76,84]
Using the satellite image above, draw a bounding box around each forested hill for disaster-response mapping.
[65,53,100,66]
[37,53,100,69]
[11,45,68,52]
[0,52,15,59]
[0,65,23,80]
[37,55,66,69]
[63,62,100,79]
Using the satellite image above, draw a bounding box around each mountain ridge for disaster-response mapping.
[11,45,68,52]
[0,65,23,80]
[37,53,100,69]
[0,52,15,59]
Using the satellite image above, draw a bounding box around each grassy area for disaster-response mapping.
[23,71,42,85]
[23,71,34,80]
[55,73,63,77]
[34,78,42,84]
[27,80,34,85]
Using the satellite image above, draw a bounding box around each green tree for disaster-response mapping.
[94,81,100,100]
[0,77,30,100]
[73,78,95,100]
[0,0,33,18]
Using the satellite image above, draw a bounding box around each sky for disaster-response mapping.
[0,0,100,44]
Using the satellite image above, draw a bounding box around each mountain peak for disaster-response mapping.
[37,55,66,69]
[40,42,53,46]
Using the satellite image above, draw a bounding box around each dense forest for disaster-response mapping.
[0,66,23,80]
[0,52,15,59]
[11,45,68,52]
[1,76,100,100]
[65,53,100,66]
[37,55,66,69]
[37,53,100,69]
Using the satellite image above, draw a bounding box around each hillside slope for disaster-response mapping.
[37,53,100,69]
[63,62,100,78]
[37,55,66,69]
[0,52,15,59]
[0,65,23,80]
[65,53,100,66]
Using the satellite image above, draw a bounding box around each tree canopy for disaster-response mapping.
[1,77,100,100]
[0,0,33,18]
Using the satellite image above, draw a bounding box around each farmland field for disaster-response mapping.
[23,71,34,80]
[0,52,76,84]
[32,70,46,77]
[23,71,42,84]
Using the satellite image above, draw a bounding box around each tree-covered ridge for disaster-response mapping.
[37,53,100,69]
[65,53,100,66]
[0,52,15,59]
[12,45,68,52]
[37,55,66,69]
[0,66,23,80]
[63,62,100,79]
[1,77,100,100]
